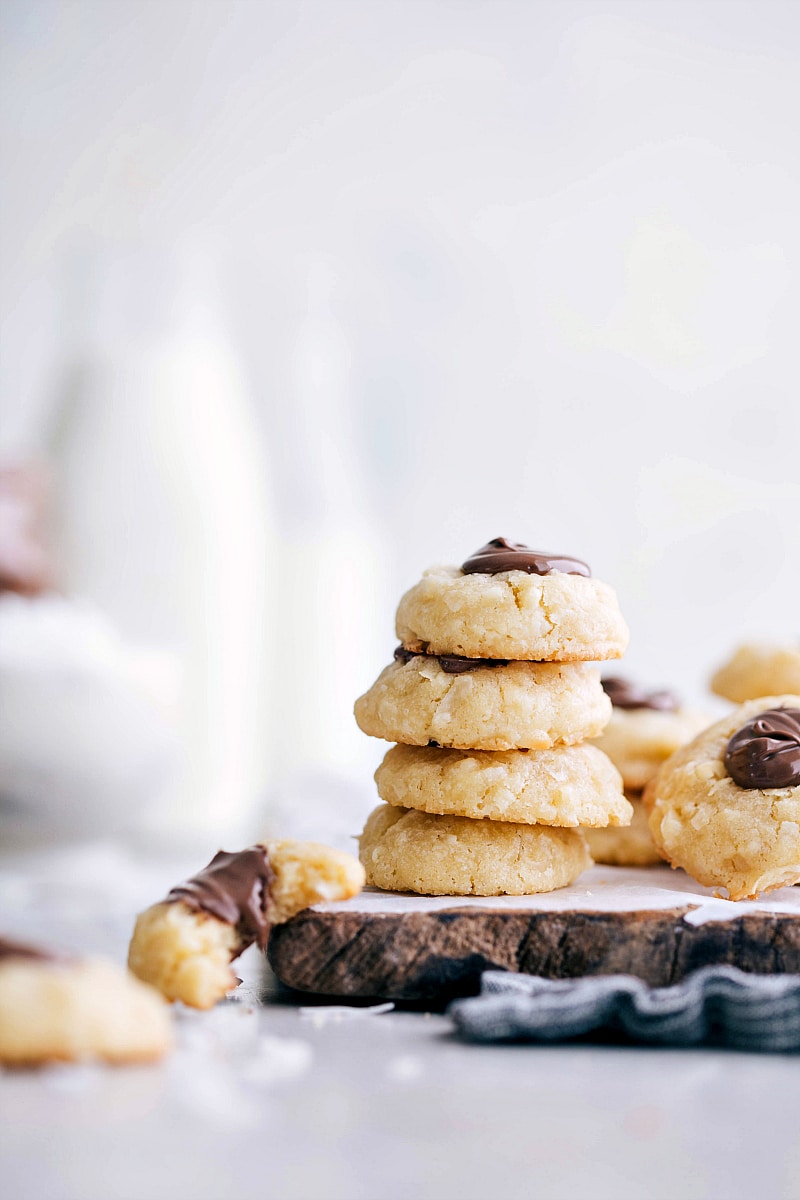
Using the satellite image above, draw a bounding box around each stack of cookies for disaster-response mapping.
[354,538,632,896]
[585,677,709,866]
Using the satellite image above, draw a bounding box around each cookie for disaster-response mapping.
[584,792,663,866]
[355,654,611,751]
[128,840,365,1008]
[358,804,591,895]
[592,677,710,790]
[375,742,631,828]
[395,539,628,663]
[0,936,171,1065]
[710,642,800,704]
[646,697,800,900]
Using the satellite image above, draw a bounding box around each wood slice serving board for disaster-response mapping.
[268,866,800,1002]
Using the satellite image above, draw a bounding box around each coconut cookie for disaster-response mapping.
[375,742,631,828]
[358,804,591,896]
[710,642,800,704]
[395,538,629,663]
[129,840,364,1008]
[592,676,710,791]
[355,652,611,751]
[646,697,800,900]
[0,936,171,1065]
[584,793,663,867]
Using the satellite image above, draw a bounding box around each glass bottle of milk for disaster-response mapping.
[264,257,390,850]
[48,244,273,848]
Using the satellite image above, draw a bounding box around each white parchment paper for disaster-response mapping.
[313,865,800,927]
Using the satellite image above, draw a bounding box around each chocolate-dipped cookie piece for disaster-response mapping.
[129,838,365,1008]
[166,846,276,951]
[0,936,171,1065]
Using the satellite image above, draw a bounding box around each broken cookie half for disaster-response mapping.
[0,936,171,1065]
[128,840,364,1008]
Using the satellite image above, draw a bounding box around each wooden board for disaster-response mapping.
[267,867,800,1001]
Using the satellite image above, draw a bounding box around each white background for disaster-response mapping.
[1,0,799,839]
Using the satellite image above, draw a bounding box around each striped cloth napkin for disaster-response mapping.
[449,966,800,1052]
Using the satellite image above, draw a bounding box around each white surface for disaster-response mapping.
[2,843,800,1200]
[315,867,800,926]
[3,976,800,1200]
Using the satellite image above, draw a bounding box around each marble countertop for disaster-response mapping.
[1,841,798,1200]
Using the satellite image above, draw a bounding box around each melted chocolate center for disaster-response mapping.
[166,846,276,951]
[724,707,800,790]
[461,537,590,577]
[601,676,679,713]
[393,645,509,674]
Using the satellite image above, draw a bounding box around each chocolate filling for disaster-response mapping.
[724,707,800,790]
[461,537,590,577]
[601,676,679,713]
[394,645,509,674]
[724,705,800,792]
[166,846,276,951]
